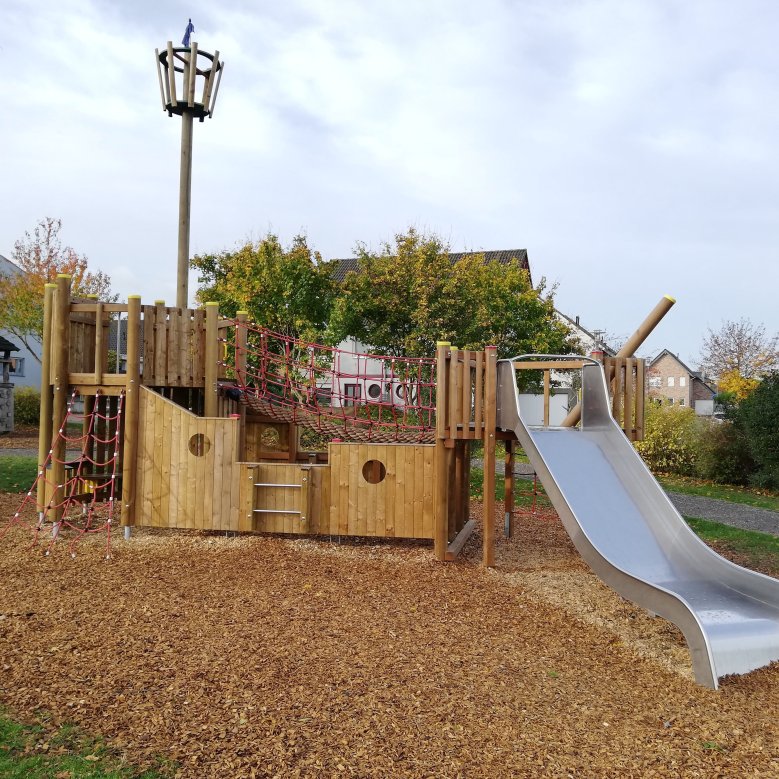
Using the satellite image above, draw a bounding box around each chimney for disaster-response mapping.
[575,315,580,326]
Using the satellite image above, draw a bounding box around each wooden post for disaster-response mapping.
[504,438,515,538]
[561,295,676,428]
[454,441,465,531]
[204,302,219,417]
[483,346,497,567]
[235,311,248,459]
[177,111,194,308]
[543,369,551,426]
[36,284,56,513]
[121,296,142,528]
[93,302,104,385]
[635,358,646,440]
[434,341,450,561]
[51,274,72,523]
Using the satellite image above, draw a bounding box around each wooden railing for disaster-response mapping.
[61,299,217,391]
[604,356,645,442]
[435,346,488,441]
[141,303,207,387]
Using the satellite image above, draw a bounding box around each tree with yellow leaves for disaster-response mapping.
[0,217,114,363]
[717,368,759,400]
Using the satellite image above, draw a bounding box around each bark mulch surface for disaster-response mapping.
[1,493,779,778]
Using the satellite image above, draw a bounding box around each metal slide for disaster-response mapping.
[496,359,779,688]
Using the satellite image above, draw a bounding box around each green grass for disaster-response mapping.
[0,708,169,778]
[658,475,779,513]
[469,465,549,508]
[685,517,779,574]
[0,456,38,493]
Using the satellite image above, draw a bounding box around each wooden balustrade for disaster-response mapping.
[604,356,645,442]
[436,346,486,441]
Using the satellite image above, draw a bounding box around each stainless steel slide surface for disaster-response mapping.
[497,360,779,688]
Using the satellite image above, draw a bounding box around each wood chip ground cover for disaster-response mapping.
[1,493,779,777]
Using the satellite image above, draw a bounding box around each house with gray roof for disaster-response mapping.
[332,249,531,284]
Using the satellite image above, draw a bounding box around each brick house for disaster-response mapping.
[646,349,716,414]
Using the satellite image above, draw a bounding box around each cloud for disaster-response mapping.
[1,0,778,364]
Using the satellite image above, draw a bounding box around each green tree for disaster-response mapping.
[327,228,577,360]
[738,372,779,490]
[191,233,335,341]
[0,217,114,362]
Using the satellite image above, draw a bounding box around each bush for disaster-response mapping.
[635,402,699,476]
[13,386,40,426]
[739,372,779,490]
[695,418,754,485]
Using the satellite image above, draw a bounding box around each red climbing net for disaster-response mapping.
[223,322,438,443]
[1,389,124,558]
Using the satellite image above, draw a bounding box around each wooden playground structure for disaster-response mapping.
[22,275,671,563]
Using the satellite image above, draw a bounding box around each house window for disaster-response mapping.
[667,377,675,387]
[668,397,674,404]
[648,376,661,388]
[679,376,686,387]
[343,384,361,407]
[679,398,685,406]
[10,357,25,377]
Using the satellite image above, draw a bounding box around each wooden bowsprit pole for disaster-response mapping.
[561,295,675,428]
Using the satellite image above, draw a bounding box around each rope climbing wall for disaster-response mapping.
[2,390,124,558]
[224,321,438,443]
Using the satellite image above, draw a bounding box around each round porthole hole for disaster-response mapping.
[189,433,211,456]
[362,459,386,484]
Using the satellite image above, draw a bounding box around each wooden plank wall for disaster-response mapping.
[141,305,206,387]
[437,348,485,441]
[135,386,240,530]
[327,443,436,539]
[68,310,99,374]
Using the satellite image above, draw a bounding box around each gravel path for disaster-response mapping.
[667,492,779,536]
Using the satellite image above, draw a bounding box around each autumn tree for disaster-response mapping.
[0,217,114,362]
[698,318,779,384]
[327,228,577,360]
[716,369,759,401]
[191,233,335,341]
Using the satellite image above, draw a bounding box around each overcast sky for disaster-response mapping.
[2,0,778,366]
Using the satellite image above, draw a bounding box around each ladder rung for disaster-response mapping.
[252,509,301,515]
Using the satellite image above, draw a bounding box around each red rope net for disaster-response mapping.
[224,322,438,443]
[2,390,124,559]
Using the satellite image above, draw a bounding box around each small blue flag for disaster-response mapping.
[182,18,195,47]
